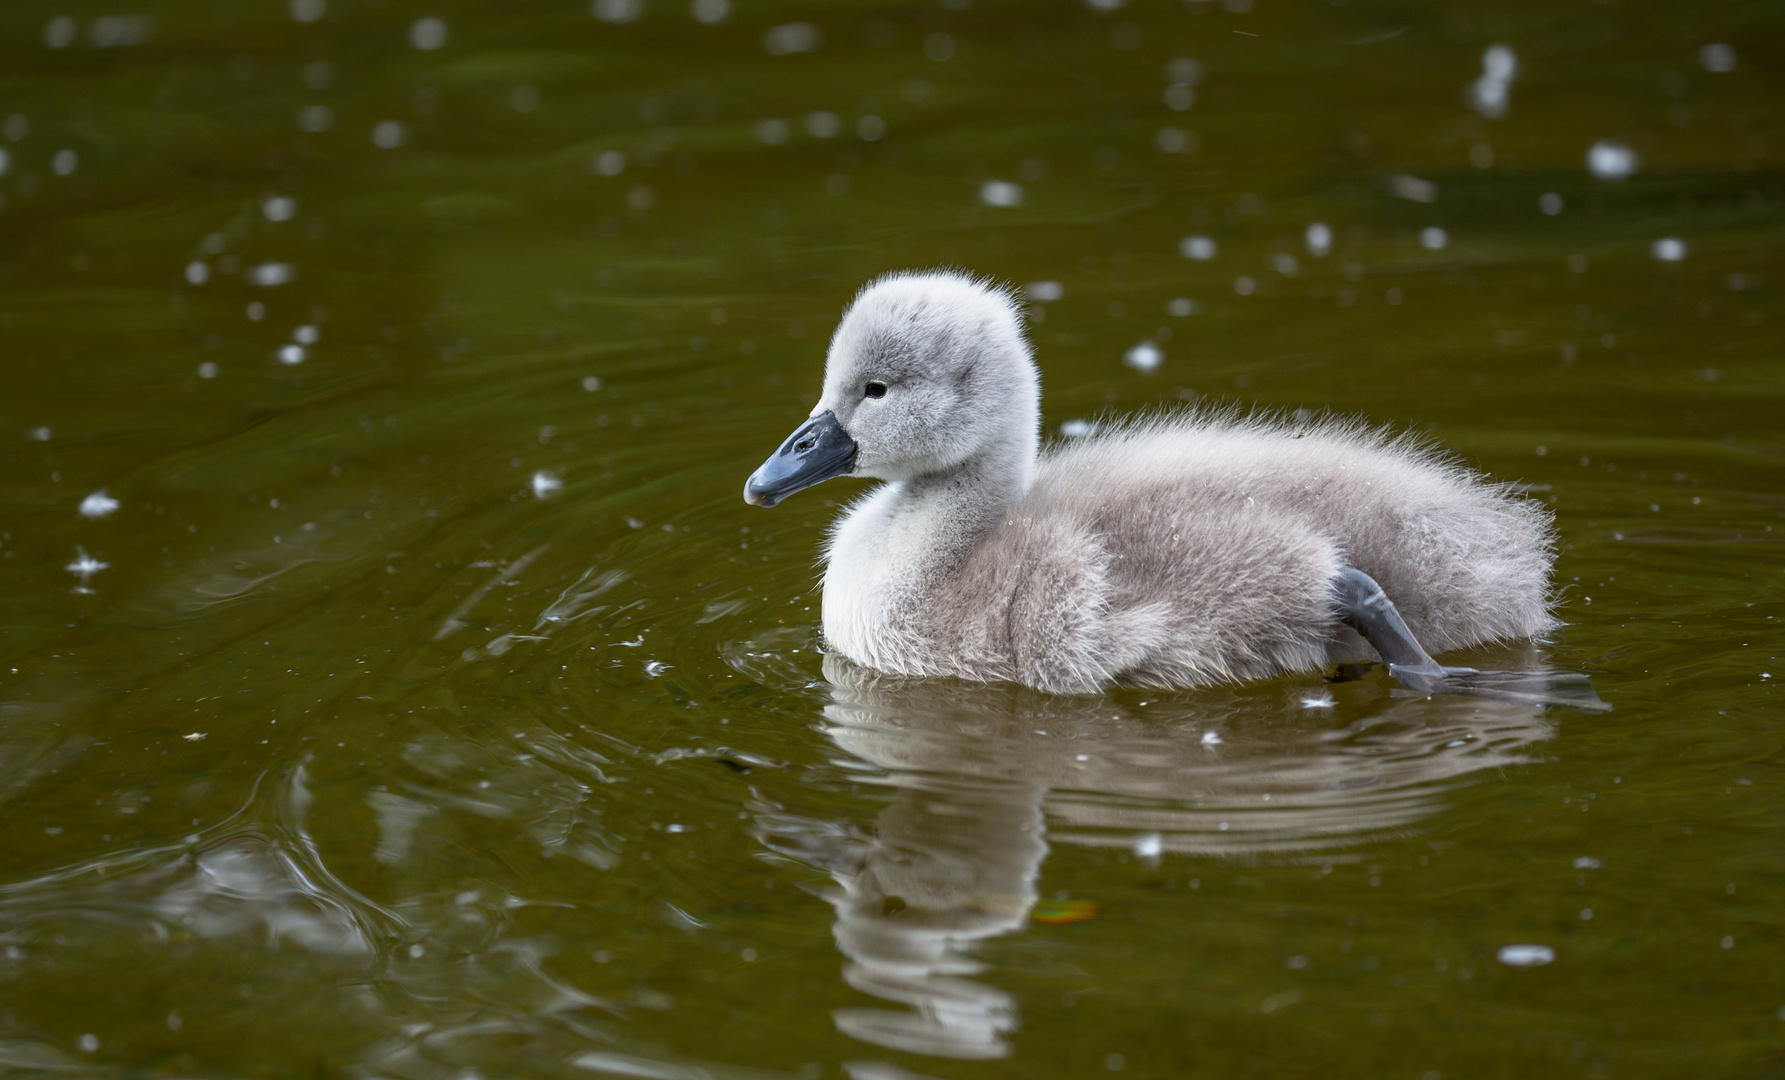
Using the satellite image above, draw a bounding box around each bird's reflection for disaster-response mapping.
[758,655,1554,1061]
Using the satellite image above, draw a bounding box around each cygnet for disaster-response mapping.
[744,270,1567,698]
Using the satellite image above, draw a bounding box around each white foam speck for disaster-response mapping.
[762,22,820,55]
[1389,174,1438,203]
[1496,943,1554,967]
[1305,222,1332,257]
[79,491,119,518]
[250,262,295,286]
[1026,280,1063,302]
[692,0,730,24]
[372,121,407,149]
[1587,139,1638,180]
[1155,126,1190,153]
[278,344,306,365]
[593,0,641,23]
[1651,237,1687,262]
[44,17,77,48]
[65,546,109,592]
[409,16,448,48]
[1467,44,1517,118]
[1123,341,1162,373]
[1179,234,1217,260]
[1133,832,1163,858]
[979,180,1023,207]
[531,470,563,498]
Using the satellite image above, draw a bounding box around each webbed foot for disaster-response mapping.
[1332,568,1610,713]
[1386,661,1477,695]
[1391,666,1612,713]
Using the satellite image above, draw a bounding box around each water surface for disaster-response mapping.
[2,0,1782,1076]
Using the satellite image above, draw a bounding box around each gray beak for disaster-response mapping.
[744,410,858,508]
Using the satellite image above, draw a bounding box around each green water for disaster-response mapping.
[2,0,1782,1076]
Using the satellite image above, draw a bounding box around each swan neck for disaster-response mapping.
[903,438,1032,522]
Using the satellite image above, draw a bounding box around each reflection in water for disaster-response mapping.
[761,656,1553,1059]
[764,774,1043,1060]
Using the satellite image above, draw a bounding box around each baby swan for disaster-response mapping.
[744,270,1560,697]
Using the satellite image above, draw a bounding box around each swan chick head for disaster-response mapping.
[816,270,1039,483]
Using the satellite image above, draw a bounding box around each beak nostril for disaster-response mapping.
[747,409,855,508]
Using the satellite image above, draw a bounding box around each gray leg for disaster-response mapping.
[1330,567,1611,712]
[1332,568,1448,692]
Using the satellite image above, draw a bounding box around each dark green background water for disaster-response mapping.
[2,0,1781,1076]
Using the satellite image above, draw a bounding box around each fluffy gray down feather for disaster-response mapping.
[793,270,1557,695]
[930,412,1558,694]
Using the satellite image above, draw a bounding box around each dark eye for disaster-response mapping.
[864,382,888,399]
